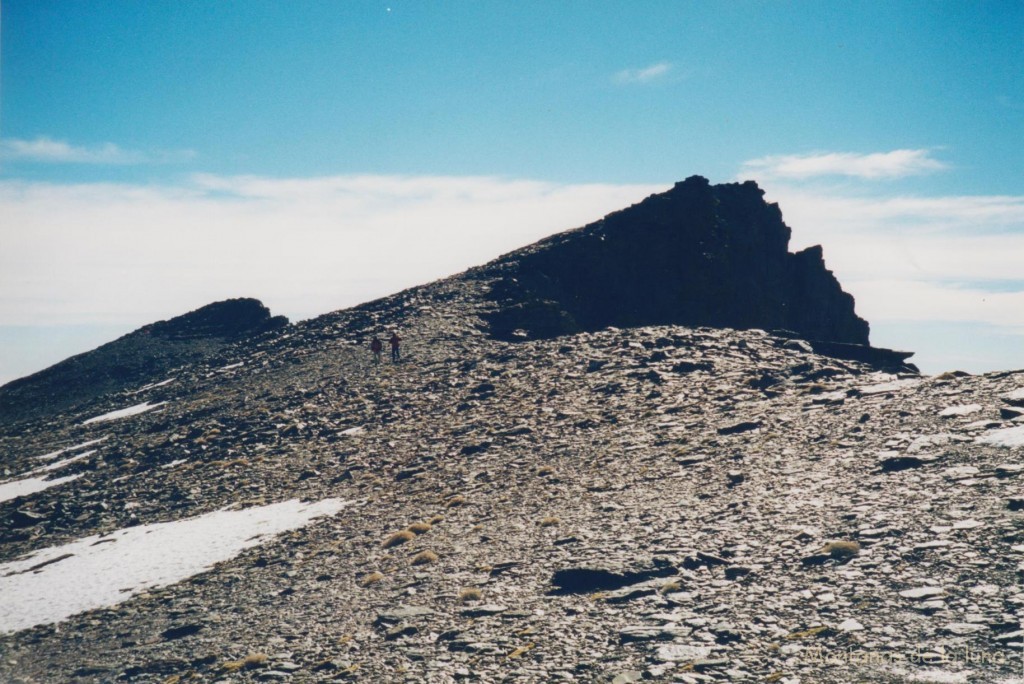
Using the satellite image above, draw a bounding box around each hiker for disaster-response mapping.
[370,336,383,364]
[389,331,401,363]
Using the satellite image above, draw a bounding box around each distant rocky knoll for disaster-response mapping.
[0,298,287,425]
[479,176,908,368]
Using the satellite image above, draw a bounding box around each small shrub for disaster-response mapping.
[359,571,385,587]
[457,587,482,603]
[445,496,466,508]
[411,550,439,566]
[540,517,560,527]
[408,522,432,534]
[382,530,415,549]
[219,653,268,672]
[536,465,555,477]
[659,580,683,594]
[429,514,445,524]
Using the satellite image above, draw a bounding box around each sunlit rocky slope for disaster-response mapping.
[0,179,1021,683]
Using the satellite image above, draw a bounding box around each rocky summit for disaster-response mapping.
[0,179,1021,684]
[0,298,288,426]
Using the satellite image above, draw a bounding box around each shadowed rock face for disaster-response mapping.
[140,298,288,341]
[482,176,869,346]
[0,299,287,425]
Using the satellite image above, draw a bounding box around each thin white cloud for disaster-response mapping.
[749,180,1024,334]
[0,174,665,327]
[0,137,196,165]
[613,62,672,84]
[741,149,948,180]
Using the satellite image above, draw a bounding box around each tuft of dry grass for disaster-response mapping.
[785,626,831,640]
[429,514,445,524]
[382,530,415,549]
[659,580,684,594]
[507,642,535,659]
[444,496,466,508]
[219,653,269,673]
[359,571,385,587]
[536,465,555,477]
[539,517,560,527]
[822,540,861,559]
[407,522,432,534]
[457,587,483,603]
[411,550,439,566]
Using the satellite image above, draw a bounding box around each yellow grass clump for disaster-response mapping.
[359,571,385,587]
[219,653,268,672]
[382,530,415,549]
[411,550,439,566]
[457,587,483,603]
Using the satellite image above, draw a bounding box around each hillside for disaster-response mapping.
[0,179,1020,683]
[0,298,288,426]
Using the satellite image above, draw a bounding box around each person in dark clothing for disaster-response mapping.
[389,332,401,363]
[370,336,383,364]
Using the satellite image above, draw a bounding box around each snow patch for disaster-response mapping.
[34,436,109,461]
[976,425,1024,448]
[0,498,348,633]
[160,459,188,469]
[859,379,921,396]
[0,474,83,505]
[82,401,166,425]
[1003,388,1024,402]
[938,404,982,417]
[32,450,96,474]
[131,377,176,395]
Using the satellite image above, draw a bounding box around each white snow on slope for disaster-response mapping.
[32,450,95,474]
[0,474,83,505]
[0,498,348,633]
[976,425,1024,448]
[131,377,176,395]
[34,436,109,461]
[82,401,166,425]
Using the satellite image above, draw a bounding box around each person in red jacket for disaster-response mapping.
[389,331,401,363]
[370,336,383,364]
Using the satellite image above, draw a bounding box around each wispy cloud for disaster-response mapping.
[741,149,948,180]
[613,62,672,84]
[750,181,1024,335]
[0,137,196,165]
[0,174,665,327]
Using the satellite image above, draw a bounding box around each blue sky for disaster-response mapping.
[1,1,1022,382]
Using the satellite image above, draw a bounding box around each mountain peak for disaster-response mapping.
[0,298,287,425]
[481,177,870,349]
[139,298,288,341]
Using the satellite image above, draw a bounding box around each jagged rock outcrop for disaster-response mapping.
[481,176,870,346]
[0,298,287,425]
[140,298,287,341]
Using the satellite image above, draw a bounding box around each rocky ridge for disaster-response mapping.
[0,180,1020,683]
[0,298,288,426]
